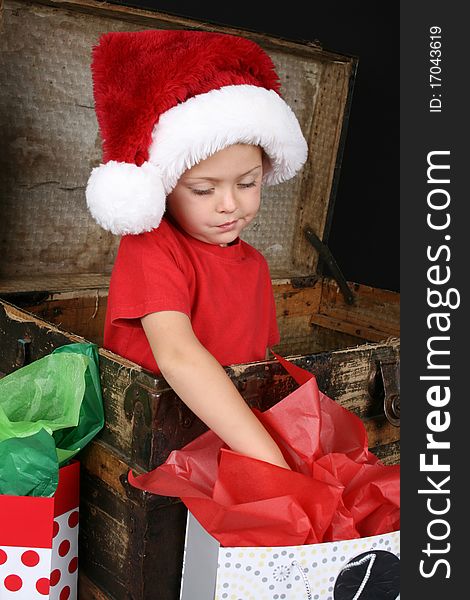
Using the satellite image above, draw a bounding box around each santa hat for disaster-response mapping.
[86,30,308,235]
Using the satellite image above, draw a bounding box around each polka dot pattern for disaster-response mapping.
[51,507,79,600]
[0,507,79,599]
[58,540,71,558]
[4,574,22,592]
[36,577,50,595]
[60,585,71,600]
[67,512,79,529]
[211,531,400,600]
[53,522,60,539]
[22,550,40,567]
[68,558,78,574]
[0,546,51,598]
[51,568,61,586]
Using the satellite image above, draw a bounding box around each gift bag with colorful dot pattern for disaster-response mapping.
[0,461,79,600]
[181,513,400,600]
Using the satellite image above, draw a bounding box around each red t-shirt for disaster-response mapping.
[104,217,280,373]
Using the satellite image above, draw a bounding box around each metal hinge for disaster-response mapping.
[304,226,355,305]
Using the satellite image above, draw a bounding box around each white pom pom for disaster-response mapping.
[86,161,166,235]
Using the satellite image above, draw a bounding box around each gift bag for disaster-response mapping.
[0,460,80,600]
[0,343,103,599]
[181,511,400,600]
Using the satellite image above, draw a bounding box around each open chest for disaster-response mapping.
[0,1,400,599]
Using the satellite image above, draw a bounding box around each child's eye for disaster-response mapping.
[237,181,257,189]
[191,188,214,196]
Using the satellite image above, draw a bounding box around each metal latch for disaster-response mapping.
[368,359,400,427]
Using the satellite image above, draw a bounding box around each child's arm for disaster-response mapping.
[141,310,290,470]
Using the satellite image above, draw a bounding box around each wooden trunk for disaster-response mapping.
[0,1,400,599]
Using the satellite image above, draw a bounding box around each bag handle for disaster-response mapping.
[339,553,377,600]
[291,560,313,599]
[270,350,315,386]
[292,554,377,600]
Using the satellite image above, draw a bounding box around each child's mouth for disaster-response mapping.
[217,220,238,231]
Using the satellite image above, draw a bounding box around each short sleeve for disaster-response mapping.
[107,227,192,328]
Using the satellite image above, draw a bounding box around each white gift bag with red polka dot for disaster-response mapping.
[180,512,400,600]
[0,461,80,600]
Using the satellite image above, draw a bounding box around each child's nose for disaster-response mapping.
[216,189,237,213]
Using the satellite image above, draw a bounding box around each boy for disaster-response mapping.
[86,30,308,469]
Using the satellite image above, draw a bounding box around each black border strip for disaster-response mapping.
[401,2,467,596]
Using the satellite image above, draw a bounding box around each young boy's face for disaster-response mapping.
[166,144,263,245]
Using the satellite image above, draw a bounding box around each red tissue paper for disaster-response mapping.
[128,354,400,547]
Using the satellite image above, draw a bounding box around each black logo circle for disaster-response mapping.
[333,550,400,599]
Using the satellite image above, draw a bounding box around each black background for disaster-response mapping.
[111,0,400,292]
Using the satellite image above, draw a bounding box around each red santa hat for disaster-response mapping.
[86,30,308,235]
